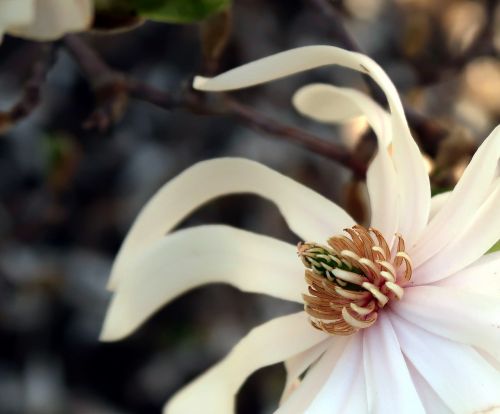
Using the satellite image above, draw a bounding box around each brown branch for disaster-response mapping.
[309,0,449,156]
[0,44,57,135]
[64,34,367,178]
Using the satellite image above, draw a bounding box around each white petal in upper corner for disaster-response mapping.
[363,314,425,413]
[276,335,353,414]
[303,333,366,414]
[193,45,430,246]
[109,157,354,289]
[9,0,93,40]
[412,126,500,267]
[413,178,500,284]
[390,313,500,414]
[292,84,398,242]
[435,250,500,297]
[281,338,331,404]
[100,225,305,341]
[163,312,328,414]
[0,0,34,27]
[428,191,451,222]
[391,285,500,362]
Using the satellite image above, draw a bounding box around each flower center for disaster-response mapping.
[298,225,412,336]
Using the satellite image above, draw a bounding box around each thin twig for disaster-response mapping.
[0,44,57,134]
[64,35,367,177]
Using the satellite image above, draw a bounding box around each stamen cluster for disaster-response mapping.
[298,225,412,335]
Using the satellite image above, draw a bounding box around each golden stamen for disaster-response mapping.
[299,225,412,336]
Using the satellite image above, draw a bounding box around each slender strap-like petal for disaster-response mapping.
[391,285,500,361]
[9,0,92,40]
[162,312,328,414]
[194,45,431,246]
[413,178,500,284]
[101,225,306,341]
[428,191,450,222]
[303,334,367,413]
[412,126,500,266]
[435,251,500,297]
[109,157,354,289]
[363,314,425,413]
[390,313,500,413]
[276,336,352,414]
[292,84,398,242]
[407,363,453,414]
[280,339,331,405]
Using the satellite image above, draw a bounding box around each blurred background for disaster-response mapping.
[0,0,499,413]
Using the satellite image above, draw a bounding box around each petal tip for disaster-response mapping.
[193,76,210,90]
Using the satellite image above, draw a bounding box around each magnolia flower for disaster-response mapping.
[0,0,92,43]
[100,46,500,413]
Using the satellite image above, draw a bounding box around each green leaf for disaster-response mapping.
[487,240,500,254]
[131,0,230,23]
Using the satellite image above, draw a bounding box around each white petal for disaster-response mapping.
[276,336,352,414]
[194,45,430,246]
[281,339,331,404]
[407,362,453,414]
[9,0,92,40]
[413,177,500,284]
[363,314,425,413]
[435,251,500,297]
[109,157,354,289]
[0,0,34,26]
[428,191,451,221]
[412,126,500,266]
[392,285,500,361]
[101,225,305,341]
[304,333,366,413]
[292,84,398,241]
[163,311,328,414]
[390,313,500,413]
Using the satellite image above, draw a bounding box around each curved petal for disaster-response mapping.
[391,286,500,361]
[304,333,366,413]
[101,225,305,341]
[109,157,354,289]
[276,336,352,414]
[9,0,92,40]
[390,313,500,414]
[413,178,500,284]
[281,338,331,404]
[163,312,328,414]
[363,314,425,413]
[194,45,431,246]
[292,84,398,242]
[435,250,500,297]
[0,0,34,40]
[412,126,500,266]
[428,191,451,222]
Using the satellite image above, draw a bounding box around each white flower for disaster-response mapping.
[0,0,92,43]
[100,46,500,413]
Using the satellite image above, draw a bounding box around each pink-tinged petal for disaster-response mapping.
[292,84,398,242]
[391,285,500,361]
[407,361,453,414]
[163,312,328,414]
[100,225,305,341]
[304,333,366,413]
[281,339,331,404]
[435,251,500,297]
[276,336,352,414]
[363,314,425,413]
[412,126,500,266]
[414,179,500,284]
[109,158,354,289]
[390,313,500,413]
[194,45,430,246]
[9,0,92,40]
[428,191,451,222]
